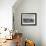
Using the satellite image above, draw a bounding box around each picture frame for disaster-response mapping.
[21,13,37,26]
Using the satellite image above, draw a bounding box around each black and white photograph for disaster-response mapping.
[21,13,37,26]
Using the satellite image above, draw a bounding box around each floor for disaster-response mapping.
[0,39,24,46]
[0,33,23,46]
[0,39,16,46]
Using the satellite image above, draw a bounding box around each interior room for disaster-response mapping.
[0,0,46,46]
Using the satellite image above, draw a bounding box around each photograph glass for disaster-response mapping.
[21,13,37,26]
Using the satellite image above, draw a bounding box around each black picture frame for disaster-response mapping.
[21,13,37,26]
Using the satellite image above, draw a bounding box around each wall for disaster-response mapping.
[40,0,46,46]
[13,0,41,46]
[0,0,16,30]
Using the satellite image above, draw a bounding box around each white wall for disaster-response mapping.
[0,0,16,30]
[40,0,46,46]
[13,0,41,46]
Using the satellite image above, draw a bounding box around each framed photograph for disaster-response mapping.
[21,13,37,26]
